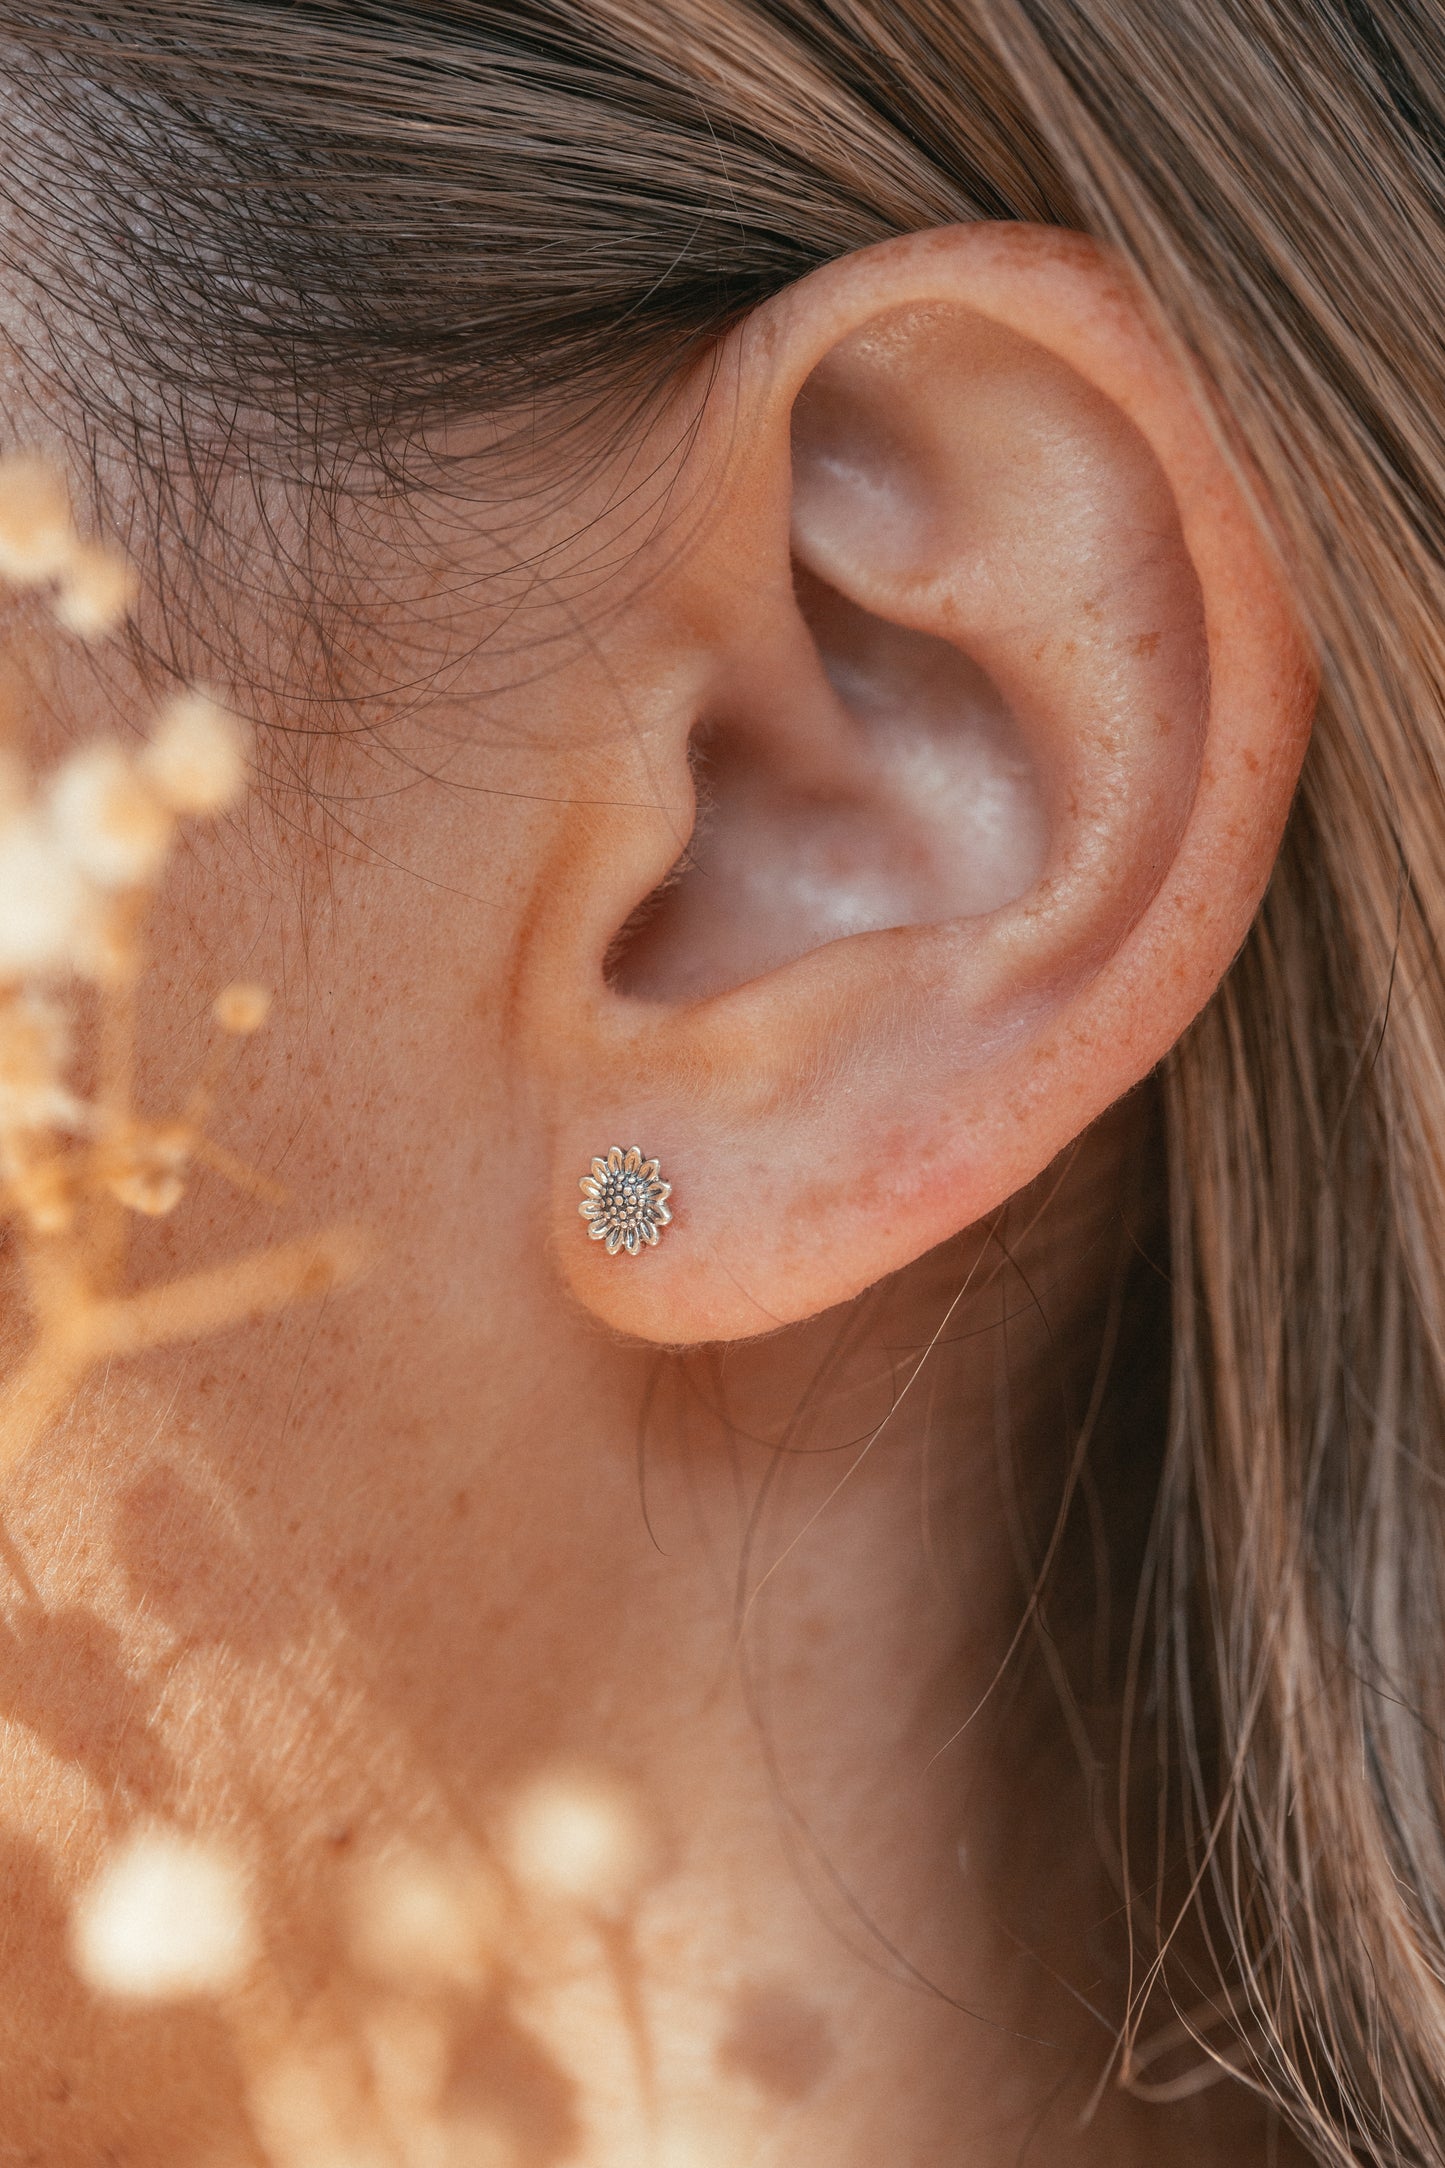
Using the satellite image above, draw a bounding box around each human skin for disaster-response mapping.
[0,227,1311,2163]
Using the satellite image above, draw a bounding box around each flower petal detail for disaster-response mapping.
[581,1146,671,1252]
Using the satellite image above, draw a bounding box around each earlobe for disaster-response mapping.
[526,225,1313,1345]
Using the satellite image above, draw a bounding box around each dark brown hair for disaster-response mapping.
[4,4,1445,2160]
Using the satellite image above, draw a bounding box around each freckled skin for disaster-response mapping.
[0,224,1311,2168]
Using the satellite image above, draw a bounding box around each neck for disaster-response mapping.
[0,1099,1290,2165]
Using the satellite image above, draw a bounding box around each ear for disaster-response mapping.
[521,225,1313,1344]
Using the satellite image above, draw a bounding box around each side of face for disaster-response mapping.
[97,220,1306,1370]
[0,220,1313,2165]
[106,222,1312,1564]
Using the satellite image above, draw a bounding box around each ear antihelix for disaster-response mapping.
[542,225,1312,1346]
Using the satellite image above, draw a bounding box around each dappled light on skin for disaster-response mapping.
[0,218,1311,2168]
[346,1843,505,1996]
[502,1767,653,1921]
[71,1823,257,2002]
[57,1768,785,2167]
[0,1092,1214,2163]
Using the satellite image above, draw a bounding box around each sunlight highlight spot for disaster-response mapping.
[347,1843,502,1993]
[503,1764,653,1917]
[71,1824,257,2001]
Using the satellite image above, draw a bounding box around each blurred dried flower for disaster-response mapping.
[142,690,249,814]
[54,542,138,639]
[215,981,272,1035]
[97,1119,193,1217]
[7,1150,72,1235]
[246,2042,393,2168]
[502,1766,653,1917]
[347,1843,503,1994]
[0,455,75,583]
[0,989,82,1132]
[0,449,369,1478]
[0,449,432,2168]
[48,740,174,891]
[0,807,102,977]
[71,1824,258,2002]
[0,452,418,2168]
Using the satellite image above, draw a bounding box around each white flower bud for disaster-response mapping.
[101,1120,192,1218]
[0,811,99,975]
[54,543,137,639]
[71,1825,257,2002]
[213,981,271,1035]
[142,693,249,814]
[502,1766,653,1916]
[347,1844,501,1992]
[0,455,75,584]
[0,990,83,1131]
[48,742,173,891]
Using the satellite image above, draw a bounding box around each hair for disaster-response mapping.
[1,1,1443,2159]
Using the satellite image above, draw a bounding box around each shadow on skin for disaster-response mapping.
[717,1979,836,2103]
[112,1461,308,1661]
[444,1986,584,2163]
[0,1601,174,1817]
[0,1823,251,2162]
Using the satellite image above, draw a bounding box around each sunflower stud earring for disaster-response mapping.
[579,1146,672,1256]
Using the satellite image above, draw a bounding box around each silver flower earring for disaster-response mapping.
[579,1147,672,1255]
